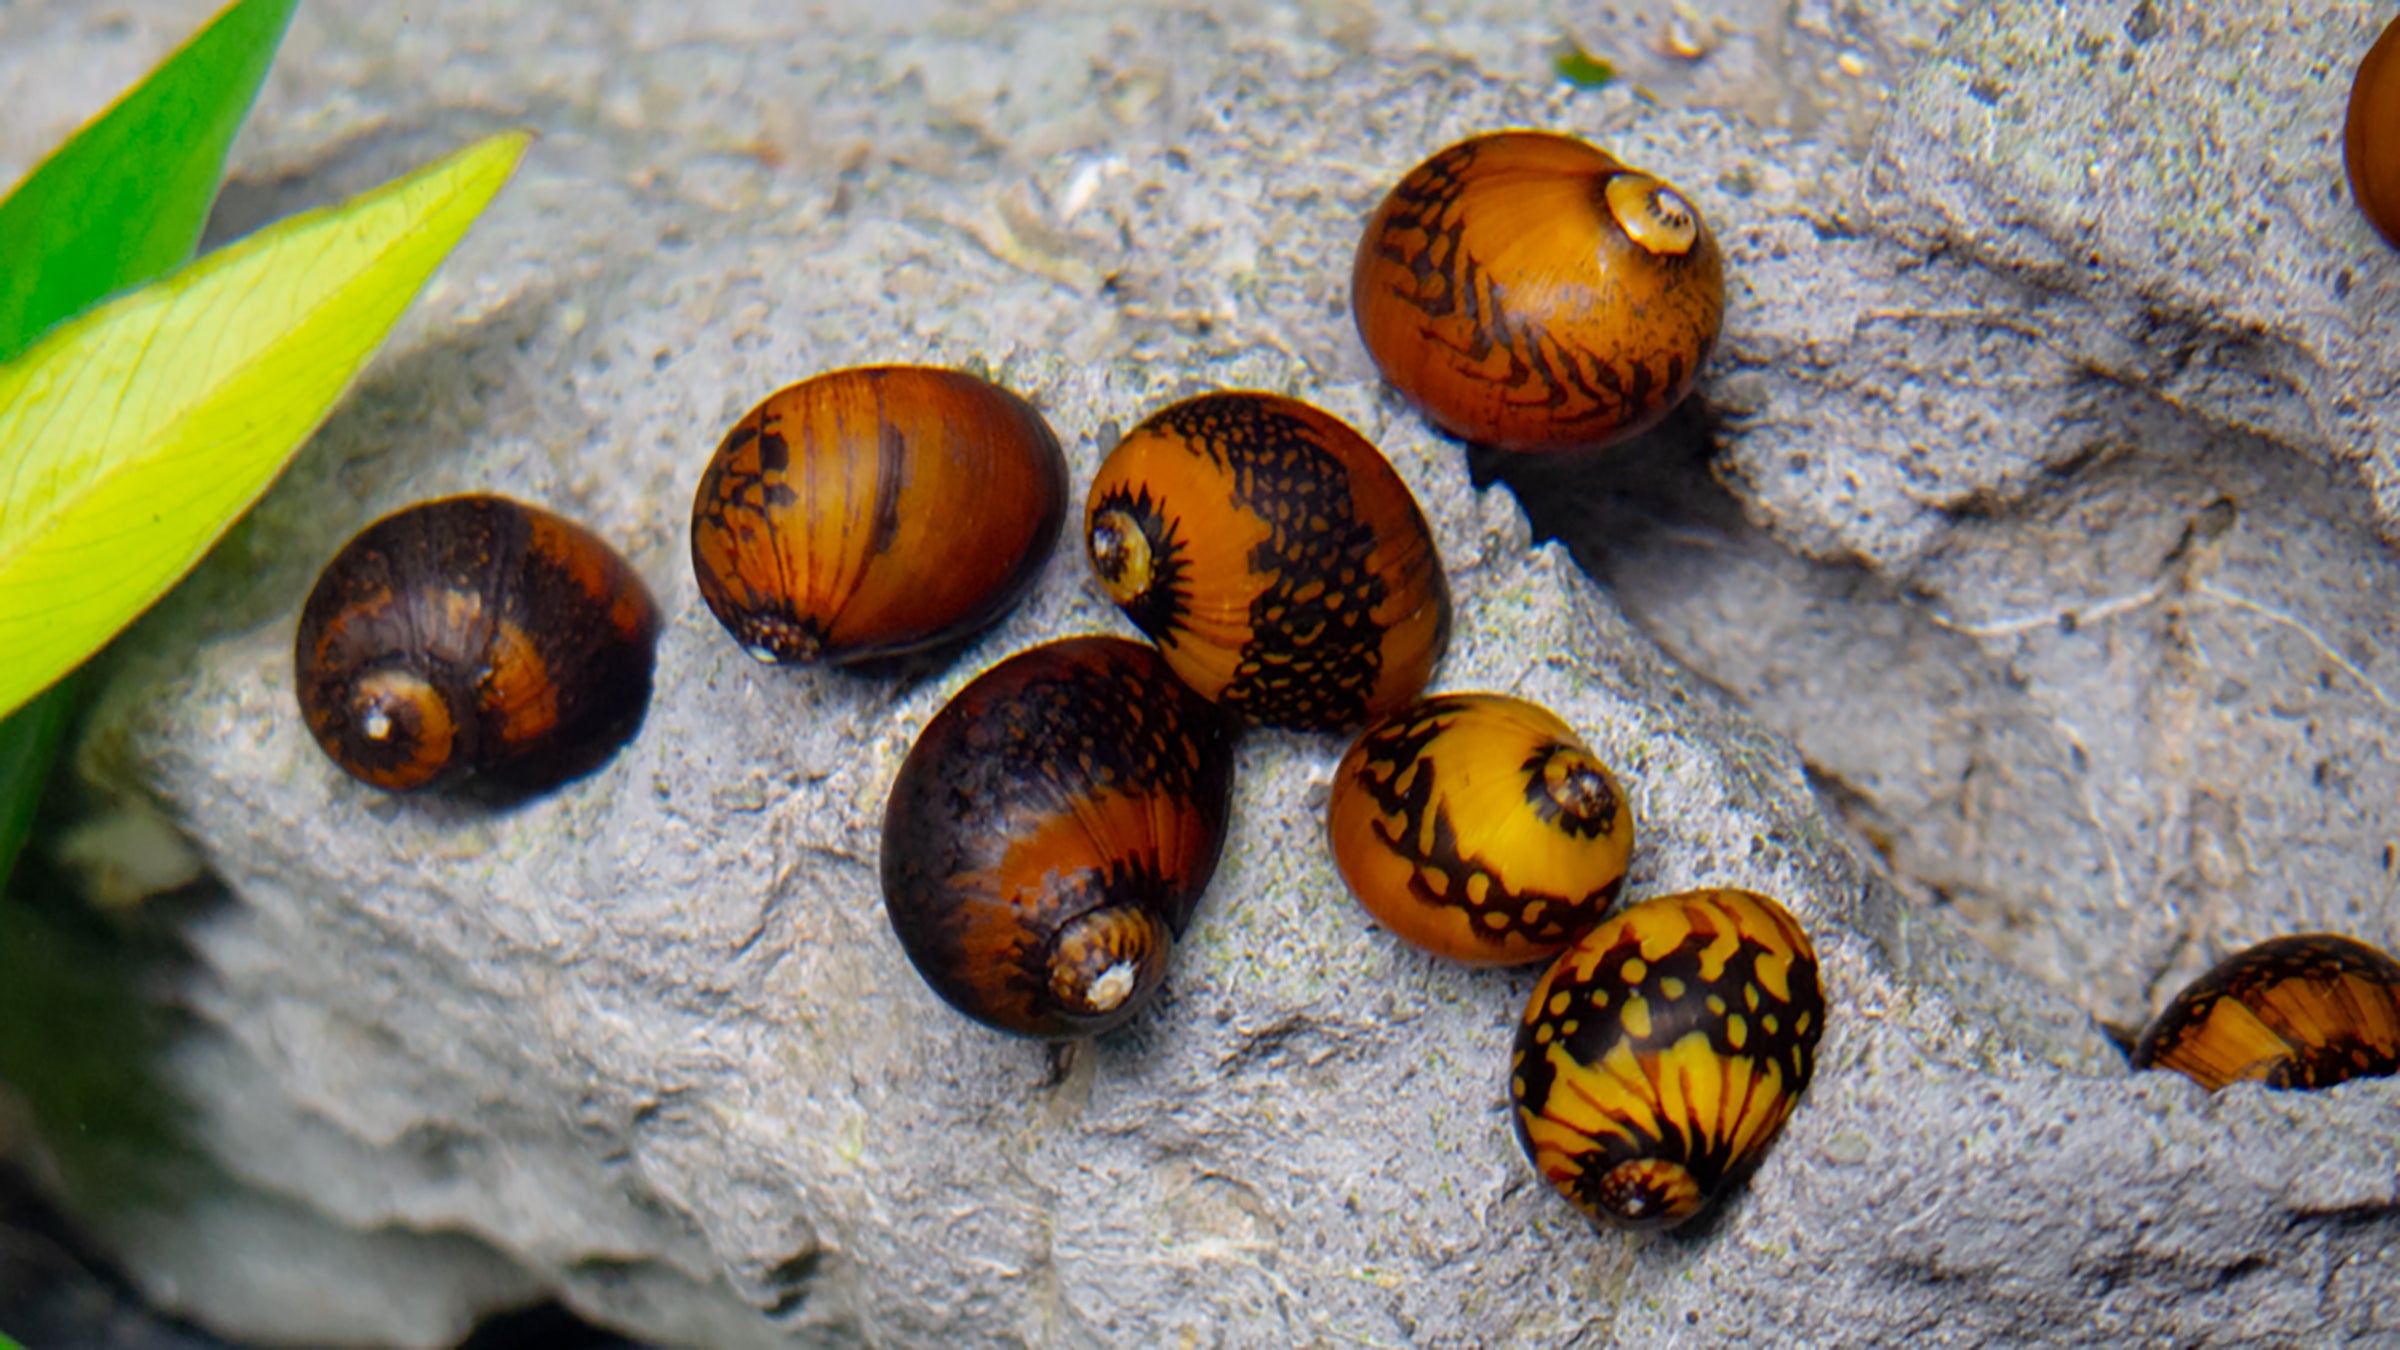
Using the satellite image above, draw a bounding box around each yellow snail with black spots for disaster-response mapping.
[1512,888,1825,1230]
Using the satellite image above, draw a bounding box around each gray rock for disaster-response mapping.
[8,0,2399,1346]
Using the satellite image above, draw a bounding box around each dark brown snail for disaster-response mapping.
[2132,934,2400,1092]
[690,365,1068,665]
[879,636,1237,1038]
[1085,391,1450,734]
[1513,888,1825,1230]
[1352,130,1724,454]
[294,494,660,794]
[1327,693,1633,965]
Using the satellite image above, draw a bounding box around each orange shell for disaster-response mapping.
[2132,934,2400,1092]
[690,365,1066,665]
[1084,391,1450,733]
[1352,131,1724,455]
[2349,15,2400,248]
[1327,693,1632,965]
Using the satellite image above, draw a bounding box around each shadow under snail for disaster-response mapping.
[2351,14,2400,249]
[880,635,1237,1039]
[2132,933,2400,1092]
[1513,887,1825,1231]
[1085,390,1451,735]
[1351,130,1725,455]
[690,364,1068,666]
[294,494,661,795]
[1327,692,1633,965]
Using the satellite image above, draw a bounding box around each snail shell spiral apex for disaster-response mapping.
[879,636,1237,1039]
[294,494,659,796]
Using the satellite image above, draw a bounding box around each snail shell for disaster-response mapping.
[2349,15,2400,249]
[2132,933,2400,1092]
[1327,693,1633,965]
[690,365,1068,665]
[294,494,660,794]
[879,635,1237,1039]
[1512,888,1824,1230]
[1351,130,1724,454]
[1085,391,1451,734]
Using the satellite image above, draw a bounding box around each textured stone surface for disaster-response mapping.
[6,0,2400,1346]
[1536,0,2400,1038]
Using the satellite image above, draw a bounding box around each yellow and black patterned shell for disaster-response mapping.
[1352,131,1724,455]
[294,495,660,796]
[2131,934,2400,1092]
[880,636,1237,1039]
[1512,888,1824,1230]
[1085,391,1450,734]
[1327,693,1632,965]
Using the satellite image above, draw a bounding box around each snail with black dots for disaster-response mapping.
[293,494,660,795]
[1085,390,1451,734]
[1512,888,1825,1230]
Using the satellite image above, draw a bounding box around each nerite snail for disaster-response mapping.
[293,494,660,795]
[2350,14,2400,249]
[2132,933,2400,1092]
[1327,692,1633,965]
[1351,130,1725,455]
[1513,888,1825,1230]
[880,636,1238,1039]
[690,365,1068,665]
[1085,390,1451,734]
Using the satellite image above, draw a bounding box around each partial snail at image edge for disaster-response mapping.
[2133,933,2400,1093]
[2350,13,2400,249]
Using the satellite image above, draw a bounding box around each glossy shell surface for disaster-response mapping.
[2350,15,2400,248]
[1352,130,1724,454]
[294,495,660,794]
[880,636,1237,1039]
[2131,933,2400,1092]
[1327,693,1633,965]
[1512,888,1824,1230]
[1085,391,1450,734]
[691,365,1068,665]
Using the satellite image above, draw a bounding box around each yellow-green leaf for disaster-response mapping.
[0,130,531,722]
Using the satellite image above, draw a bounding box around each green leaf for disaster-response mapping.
[0,681,74,895]
[0,130,533,723]
[0,0,302,365]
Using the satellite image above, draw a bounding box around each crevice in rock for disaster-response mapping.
[1491,367,2400,1037]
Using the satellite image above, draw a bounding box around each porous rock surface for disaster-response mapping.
[6,0,2399,1345]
